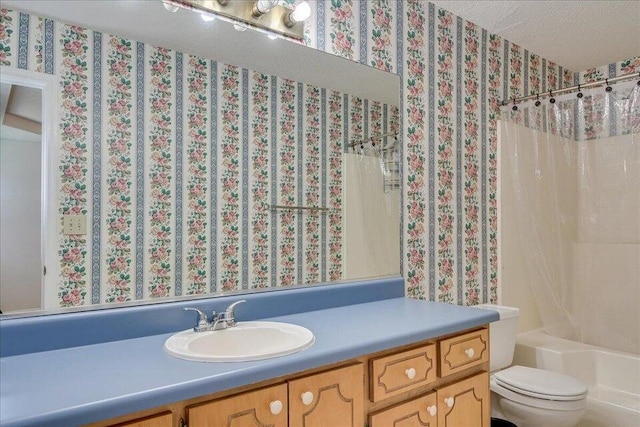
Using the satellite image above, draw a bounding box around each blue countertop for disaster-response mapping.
[0,297,497,427]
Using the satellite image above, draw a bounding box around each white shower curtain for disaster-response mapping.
[343,142,400,280]
[500,80,640,354]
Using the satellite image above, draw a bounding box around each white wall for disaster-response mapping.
[0,133,42,312]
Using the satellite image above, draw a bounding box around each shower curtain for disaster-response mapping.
[500,80,640,354]
[343,140,400,280]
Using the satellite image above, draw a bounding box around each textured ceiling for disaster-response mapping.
[429,1,640,72]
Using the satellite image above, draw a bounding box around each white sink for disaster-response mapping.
[163,321,315,362]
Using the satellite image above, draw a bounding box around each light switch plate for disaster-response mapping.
[63,214,87,235]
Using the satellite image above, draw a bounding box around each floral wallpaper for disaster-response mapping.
[309,0,570,304]
[0,8,395,308]
[2,2,637,309]
[305,0,635,305]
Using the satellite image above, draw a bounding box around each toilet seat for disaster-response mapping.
[493,366,588,401]
[491,366,588,412]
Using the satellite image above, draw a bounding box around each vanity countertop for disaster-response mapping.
[0,297,497,427]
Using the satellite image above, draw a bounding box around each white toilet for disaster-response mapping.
[475,304,588,427]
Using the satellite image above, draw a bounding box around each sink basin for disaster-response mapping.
[164,321,315,362]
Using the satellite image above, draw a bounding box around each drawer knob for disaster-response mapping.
[444,397,455,408]
[405,368,416,379]
[269,400,283,415]
[427,405,437,416]
[301,391,314,406]
[464,348,475,358]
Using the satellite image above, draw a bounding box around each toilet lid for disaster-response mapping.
[494,366,588,401]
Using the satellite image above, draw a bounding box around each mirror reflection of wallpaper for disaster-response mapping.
[0,9,398,309]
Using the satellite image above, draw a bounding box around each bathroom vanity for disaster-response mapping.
[91,327,490,427]
[0,278,498,427]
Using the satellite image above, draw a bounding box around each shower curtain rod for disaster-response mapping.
[501,71,640,105]
[348,131,398,149]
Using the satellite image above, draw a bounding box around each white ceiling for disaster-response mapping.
[429,1,640,72]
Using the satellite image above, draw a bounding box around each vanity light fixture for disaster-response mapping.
[162,0,309,40]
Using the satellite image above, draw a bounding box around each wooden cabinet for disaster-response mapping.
[437,372,490,427]
[95,327,489,427]
[187,384,287,427]
[368,328,489,427]
[288,363,364,427]
[185,364,364,427]
[369,343,437,402]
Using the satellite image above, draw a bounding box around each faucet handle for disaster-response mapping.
[224,300,246,327]
[184,307,211,332]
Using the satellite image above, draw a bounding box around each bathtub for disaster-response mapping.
[513,330,640,427]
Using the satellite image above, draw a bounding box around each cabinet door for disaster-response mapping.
[288,363,364,427]
[437,372,489,427]
[187,383,287,427]
[369,392,438,427]
[112,412,173,427]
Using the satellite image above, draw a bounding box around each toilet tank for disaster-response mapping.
[474,304,520,372]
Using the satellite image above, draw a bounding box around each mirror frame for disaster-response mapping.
[0,66,58,311]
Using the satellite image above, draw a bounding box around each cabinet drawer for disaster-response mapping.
[369,392,438,427]
[187,383,287,427]
[438,328,488,377]
[369,344,437,402]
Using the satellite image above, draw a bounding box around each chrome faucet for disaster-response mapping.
[183,307,211,332]
[184,300,246,332]
[222,300,246,327]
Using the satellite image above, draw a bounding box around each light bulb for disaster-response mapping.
[200,13,216,22]
[253,0,279,16]
[284,1,310,27]
[162,1,179,12]
[291,1,311,22]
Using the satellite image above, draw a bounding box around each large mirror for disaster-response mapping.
[0,1,400,316]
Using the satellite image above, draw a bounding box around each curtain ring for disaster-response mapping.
[577,84,583,98]
[535,94,541,107]
[605,78,613,93]
[549,90,556,104]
